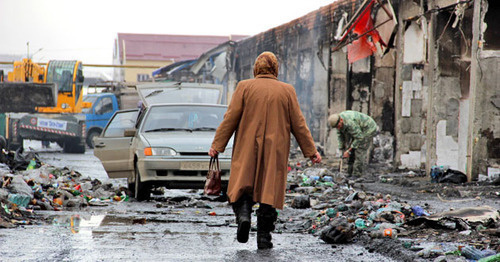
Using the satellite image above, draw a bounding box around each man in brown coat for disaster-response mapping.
[209,51,321,249]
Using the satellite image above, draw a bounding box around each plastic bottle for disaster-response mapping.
[8,193,31,207]
[461,246,486,260]
[322,176,333,182]
[26,159,36,170]
[478,253,500,262]
[354,218,366,229]
[370,228,397,239]
[326,208,337,218]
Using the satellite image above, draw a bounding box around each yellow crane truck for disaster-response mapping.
[0,58,89,153]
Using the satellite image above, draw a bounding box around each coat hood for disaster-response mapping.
[253,51,279,78]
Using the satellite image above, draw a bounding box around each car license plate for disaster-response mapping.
[180,161,209,170]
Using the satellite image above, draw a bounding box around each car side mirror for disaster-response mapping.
[124,128,136,137]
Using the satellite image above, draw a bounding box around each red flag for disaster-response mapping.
[347,0,384,63]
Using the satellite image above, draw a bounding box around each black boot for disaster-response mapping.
[256,204,277,249]
[232,195,253,243]
[257,231,273,249]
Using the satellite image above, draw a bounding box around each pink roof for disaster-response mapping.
[117,33,248,62]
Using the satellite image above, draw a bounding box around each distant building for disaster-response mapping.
[112,33,247,82]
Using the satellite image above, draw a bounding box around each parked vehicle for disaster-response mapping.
[93,82,232,200]
[0,59,89,153]
[82,82,139,148]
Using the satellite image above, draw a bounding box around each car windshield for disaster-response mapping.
[81,95,98,113]
[142,105,226,133]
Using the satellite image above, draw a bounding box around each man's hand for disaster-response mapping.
[208,148,219,157]
[342,148,352,159]
[310,152,322,164]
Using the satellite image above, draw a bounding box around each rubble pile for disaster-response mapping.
[0,149,128,228]
[279,163,500,261]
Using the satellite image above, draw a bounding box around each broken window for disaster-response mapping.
[483,0,499,50]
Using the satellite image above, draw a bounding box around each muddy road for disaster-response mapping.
[0,141,395,262]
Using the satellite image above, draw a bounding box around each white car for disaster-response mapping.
[94,83,232,200]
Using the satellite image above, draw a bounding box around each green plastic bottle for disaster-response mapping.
[478,254,500,262]
[26,159,36,170]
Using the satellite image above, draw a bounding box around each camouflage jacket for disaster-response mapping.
[337,110,378,150]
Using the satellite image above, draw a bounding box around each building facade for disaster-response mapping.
[164,0,498,180]
[112,33,247,82]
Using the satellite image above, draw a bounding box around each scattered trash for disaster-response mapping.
[478,253,500,262]
[411,206,429,217]
[370,228,397,239]
[431,166,467,184]
[460,246,497,260]
[0,148,131,227]
[291,195,311,209]
[407,206,499,230]
[319,217,355,244]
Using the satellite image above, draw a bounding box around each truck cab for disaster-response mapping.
[82,93,120,148]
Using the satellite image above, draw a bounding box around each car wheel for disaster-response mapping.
[86,130,101,148]
[127,176,135,196]
[134,166,150,201]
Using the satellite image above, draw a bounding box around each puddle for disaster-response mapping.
[51,214,105,234]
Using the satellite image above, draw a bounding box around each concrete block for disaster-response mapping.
[400,118,412,134]
[401,64,413,81]
[373,82,386,99]
[409,134,423,151]
[436,120,459,170]
[352,101,361,112]
[374,49,396,68]
[410,116,422,133]
[400,151,422,169]
[446,98,460,117]
[331,51,347,74]
[411,99,423,117]
[402,82,413,117]
[403,22,425,64]
[446,118,458,137]
[352,57,370,73]
[352,90,361,100]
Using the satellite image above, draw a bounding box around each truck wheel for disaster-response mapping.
[63,139,86,154]
[86,130,101,149]
[8,137,23,152]
[134,166,150,201]
[73,143,86,154]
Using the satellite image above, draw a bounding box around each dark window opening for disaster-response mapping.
[484,0,500,50]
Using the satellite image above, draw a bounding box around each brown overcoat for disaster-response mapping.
[211,72,316,209]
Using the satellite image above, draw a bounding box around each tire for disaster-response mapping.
[127,176,135,197]
[134,166,150,201]
[63,139,86,154]
[8,137,23,152]
[86,130,101,148]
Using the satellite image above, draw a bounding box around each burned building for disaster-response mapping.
[158,0,499,180]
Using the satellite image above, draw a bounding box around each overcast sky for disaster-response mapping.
[1,0,334,66]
